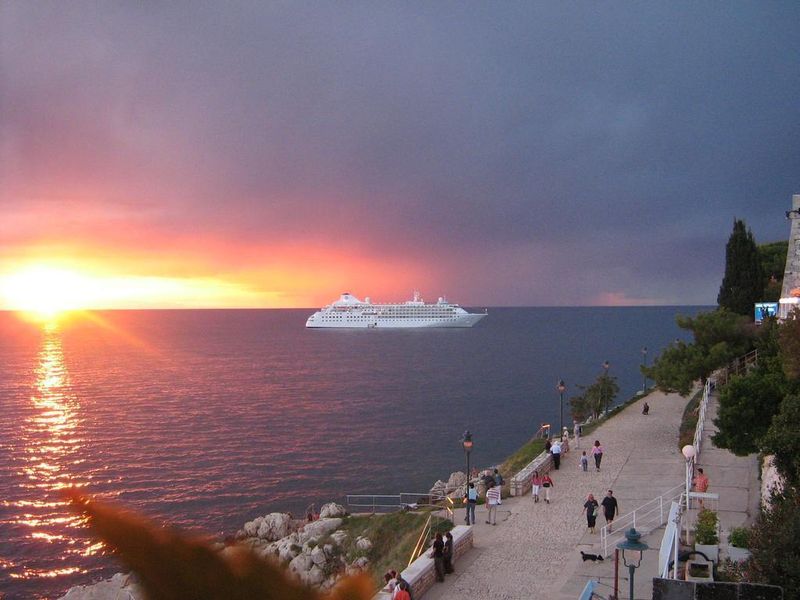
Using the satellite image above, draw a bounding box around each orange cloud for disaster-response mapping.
[593,291,662,307]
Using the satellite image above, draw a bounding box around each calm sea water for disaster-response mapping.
[0,307,706,599]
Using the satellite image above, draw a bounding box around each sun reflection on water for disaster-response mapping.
[10,324,102,587]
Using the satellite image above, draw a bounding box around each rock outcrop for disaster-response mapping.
[238,512,296,542]
[57,573,142,600]
[319,502,347,518]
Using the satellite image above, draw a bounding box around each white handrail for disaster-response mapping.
[599,483,684,557]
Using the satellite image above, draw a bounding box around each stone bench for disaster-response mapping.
[373,525,473,599]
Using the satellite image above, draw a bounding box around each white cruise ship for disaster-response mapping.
[306,292,487,328]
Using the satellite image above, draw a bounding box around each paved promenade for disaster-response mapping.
[422,385,759,600]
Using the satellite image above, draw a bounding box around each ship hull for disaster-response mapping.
[306,313,486,329]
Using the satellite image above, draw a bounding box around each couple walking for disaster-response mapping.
[430,532,454,582]
[583,490,619,534]
[464,468,504,526]
[530,470,554,503]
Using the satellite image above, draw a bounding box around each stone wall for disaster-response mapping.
[373,525,473,599]
[779,194,800,319]
[509,451,554,497]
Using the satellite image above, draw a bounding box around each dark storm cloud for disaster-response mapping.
[2,2,799,304]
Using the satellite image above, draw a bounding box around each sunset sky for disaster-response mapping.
[1,3,799,309]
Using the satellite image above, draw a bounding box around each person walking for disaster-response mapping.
[584,493,600,534]
[493,468,504,487]
[591,440,604,472]
[540,472,554,504]
[579,451,589,472]
[443,532,454,574]
[551,439,562,469]
[601,489,619,532]
[573,421,581,449]
[486,482,501,525]
[430,532,446,582]
[464,483,478,525]
[531,470,543,502]
[693,467,709,506]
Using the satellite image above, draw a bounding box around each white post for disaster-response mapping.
[673,509,680,579]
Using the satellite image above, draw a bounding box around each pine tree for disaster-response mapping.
[718,219,763,316]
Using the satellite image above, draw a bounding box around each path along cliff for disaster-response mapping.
[423,389,694,600]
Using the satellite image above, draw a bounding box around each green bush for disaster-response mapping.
[728,526,750,548]
[694,508,719,545]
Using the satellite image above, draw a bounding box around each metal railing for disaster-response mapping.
[345,492,448,513]
[599,483,685,557]
[714,349,758,388]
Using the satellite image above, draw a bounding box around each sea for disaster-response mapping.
[0,306,707,599]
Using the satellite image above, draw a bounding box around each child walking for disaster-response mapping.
[580,451,589,472]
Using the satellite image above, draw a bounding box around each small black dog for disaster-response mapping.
[580,551,604,562]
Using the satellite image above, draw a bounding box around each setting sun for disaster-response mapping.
[0,267,91,317]
[0,264,273,315]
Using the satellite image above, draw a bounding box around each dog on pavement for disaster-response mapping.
[580,551,604,562]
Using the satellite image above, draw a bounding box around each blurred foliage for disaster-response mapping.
[66,491,372,600]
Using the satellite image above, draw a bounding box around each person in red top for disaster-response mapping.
[540,473,554,504]
[394,581,412,600]
[693,467,709,506]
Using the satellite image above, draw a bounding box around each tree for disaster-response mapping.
[712,364,788,455]
[718,219,763,315]
[746,487,800,597]
[569,374,619,421]
[759,240,788,301]
[762,393,800,489]
[644,309,754,396]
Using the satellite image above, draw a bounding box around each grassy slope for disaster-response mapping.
[336,511,452,588]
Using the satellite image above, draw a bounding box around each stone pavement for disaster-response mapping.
[421,386,760,600]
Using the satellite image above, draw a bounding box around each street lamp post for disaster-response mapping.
[602,361,610,413]
[557,380,566,434]
[462,430,473,495]
[641,347,648,393]
[616,528,649,600]
[682,444,696,511]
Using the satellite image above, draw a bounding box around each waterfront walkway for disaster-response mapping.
[422,386,759,600]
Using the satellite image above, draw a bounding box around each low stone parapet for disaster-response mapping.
[509,452,553,497]
[373,525,473,599]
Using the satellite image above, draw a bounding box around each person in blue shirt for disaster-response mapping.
[464,483,478,525]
